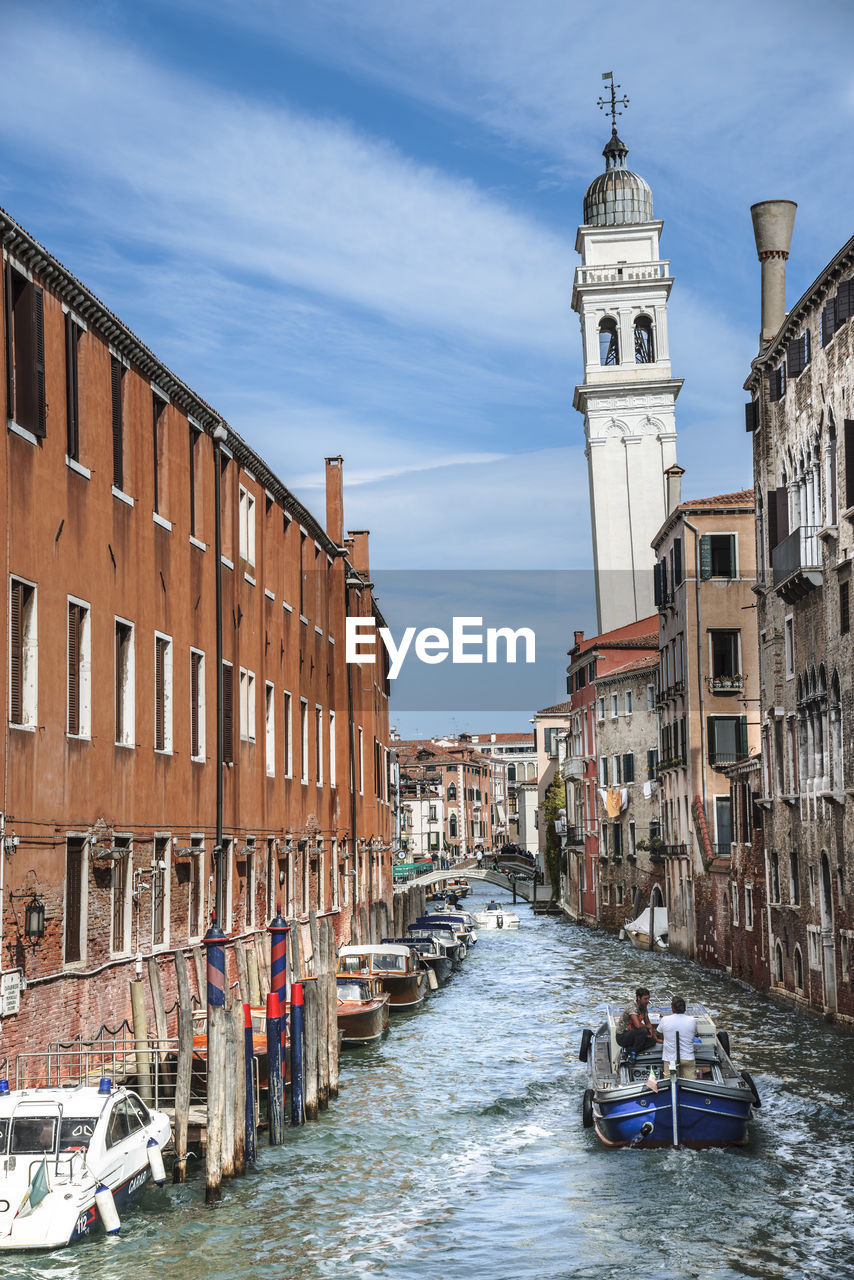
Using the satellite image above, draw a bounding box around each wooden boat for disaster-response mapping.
[579,1001,759,1149]
[192,1005,287,1087]
[621,906,668,951]
[382,934,454,984]
[0,1079,170,1249]
[338,944,429,1010]
[336,976,390,1046]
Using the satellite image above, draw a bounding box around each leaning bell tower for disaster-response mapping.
[573,74,681,633]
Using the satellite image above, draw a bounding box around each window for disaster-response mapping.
[189,426,202,539]
[316,705,323,785]
[715,796,732,851]
[300,698,309,783]
[710,630,739,681]
[628,821,636,856]
[110,356,125,490]
[786,330,811,379]
[64,836,86,964]
[625,690,633,716]
[67,598,91,738]
[611,755,621,785]
[222,837,233,932]
[4,263,46,438]
[111,837,132,954]
[790,850,801,905]
[154,633,173,753]
[647,747,659,778]
[793,946,804,992]
[358,726,363,795]
[239,486,256,568]
[784,615,794,678]
[599,757,608,786]
[841,581,850,635]
[634,314,654,363]
[283,691,292,778]
[768,364,786,402]
[707,715,747,767]
[190,649,205,760]
[114,618,134,746]
[9,577,37,728]
[65,313,82,460]
[265,682,275,776]
[610,694,619,719]
[597,696,605,722]
[598,316,619,365]
[613,824,623,858]
[244,840,255,929]
[807,927,821,970]
[769,849,780,904]
[447,782,457,800]
[329,710,336,787]
[152,393,167,516]
[239,668,255,742]
[622,753,635,783]
[700,533,736,579]
[222,661,234,762]
[265,836,276,922]
[152,836,169,947]
[672,536,684,587]
[188,836,205,940]
[616,884,624,907]
[647,682,655,711]
[731,882,740,926]
[745,884,754,929]
[602,824,609,858]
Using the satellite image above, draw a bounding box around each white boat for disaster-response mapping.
[0,1079,171,1250]
[473,900,520,930]
[622,906,668,951]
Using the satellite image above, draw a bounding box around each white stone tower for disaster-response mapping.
[573,83,680,633]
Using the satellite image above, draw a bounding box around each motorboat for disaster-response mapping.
[621,906,668,951]
[579,1001,760,1148]
[336,976,390,1046]
[382,935,454,985]
[407,922,466,964]
[0,1079,171,1249]
[441,878,470,899]
[421,910,478,947]
[473,900,520,931]
[338,944,430,1010]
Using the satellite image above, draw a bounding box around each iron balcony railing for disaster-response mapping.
[708,674,744,694]
[772,525,822,588]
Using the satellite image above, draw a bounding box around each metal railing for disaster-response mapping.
[708,674,744,694]
[576,260,670,285]
[772,525,822,587]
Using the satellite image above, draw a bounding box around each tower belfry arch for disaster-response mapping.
[573,76,681,632]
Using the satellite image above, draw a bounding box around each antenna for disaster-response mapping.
[597,71,629,130]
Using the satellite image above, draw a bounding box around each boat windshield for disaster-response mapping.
[373,953,407,972]
[11,1117,57,1154]
[339,956,370,974]
[337,980,371,1002]
[59,1118,98,1151]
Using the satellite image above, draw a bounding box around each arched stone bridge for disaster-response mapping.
[403,866,537,902]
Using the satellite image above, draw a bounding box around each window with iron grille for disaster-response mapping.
[4,263,46,438]
[9,578,37,728]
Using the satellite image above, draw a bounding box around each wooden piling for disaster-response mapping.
[303,977,319,1121]
[247,947,262,1007]
[221,1005,237,1177]
[360,904,370,945]
[259,929,272,996]
[234,939,251,1006]
[326,921,339,1099]
[232,1000,246,1175]
[147,958,168,1061]
[130,980,153,1105]
[192,945,206,1006]
[317,918,330,1110]
[308,910,321,978]
[393,893,403,938]
[172,951,193,1184]
[205,1004,225,1203]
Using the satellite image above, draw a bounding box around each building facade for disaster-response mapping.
[463,731,536,852]
[0,208,392,1061]
[395,737,496,859]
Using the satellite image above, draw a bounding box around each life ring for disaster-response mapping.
[579,1028,593,1062]
[741,1070,761,1107]
[582,1088,594,1128]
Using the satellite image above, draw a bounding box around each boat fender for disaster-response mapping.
[147,1137,167,1186]
[618,928,627,941]
[639,1121,654,1138]
[95,1183,121,1234]
[578,1028,593,1063]
[740,1070,761,1108]
[582,1088,594,1128]
[426,969,439,992]
[717,1030,731,1056]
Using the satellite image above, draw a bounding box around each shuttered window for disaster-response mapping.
[9,578,35,726]
[190,650,203,759]
[189,426,201,538]
[672,536,683,587]
[622,753,635,783]
[768,365,786,402]
[744,399,759,432]
[845,421,854,513]
[786,331,810,379]
[64,837,85,964]
[4,265,46,438]
[111,357,124,490]
[152,394,166,514]
[821,298,838,347]
[65,313,81,459]
[222,662,234,762]
[115,620,134,745]
[67,601,84,736]
[837,279,854,324]
[154,636,167,751]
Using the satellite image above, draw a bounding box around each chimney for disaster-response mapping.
[325,455,344,547]
[348,529,370,580]
[573,629,585,648]
[750,200,797,346]
[665,463,685,516]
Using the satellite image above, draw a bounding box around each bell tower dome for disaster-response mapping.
[572,75,680,632]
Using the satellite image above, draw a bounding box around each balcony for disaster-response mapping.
[656,756,686,773]
[661,843,688,858]
[575,260,670,286]
[564,826,585,846]
[708,674,744,696]
[772,526,822,602]
[563,756,586,780]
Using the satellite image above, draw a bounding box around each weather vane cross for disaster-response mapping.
[597,71,629,130]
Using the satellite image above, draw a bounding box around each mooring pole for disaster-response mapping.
[269,910,290,1053]
[266,991,284,1146]
[244,1003,257,1164]
[290,980,305,1126]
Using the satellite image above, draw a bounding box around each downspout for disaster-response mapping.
[212,423,228,928]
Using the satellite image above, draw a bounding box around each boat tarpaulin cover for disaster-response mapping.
[625,907,668,940]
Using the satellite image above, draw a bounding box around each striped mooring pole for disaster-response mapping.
[269,910,291,1050]
[243,1003,257,1163]
[204,922,227,1010]
[290,981,305,1127]
[266,992,285,1146]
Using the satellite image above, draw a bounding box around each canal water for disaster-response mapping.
[6,889,854,1280]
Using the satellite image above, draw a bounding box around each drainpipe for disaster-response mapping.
[212,422,228,929]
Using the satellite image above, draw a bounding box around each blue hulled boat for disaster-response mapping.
[579,1002,760,1149]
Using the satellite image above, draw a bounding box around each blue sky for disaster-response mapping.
[2,0,853,731]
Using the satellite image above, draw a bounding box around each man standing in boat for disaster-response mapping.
[657,996,699,1079]
[615,987,658,1055]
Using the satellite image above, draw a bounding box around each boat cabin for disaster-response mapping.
[338,944,417,977]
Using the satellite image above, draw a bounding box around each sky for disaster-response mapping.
[2,0,853,733]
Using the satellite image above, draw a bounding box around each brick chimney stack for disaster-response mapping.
[325,455,344,547]
[348,530,370,580]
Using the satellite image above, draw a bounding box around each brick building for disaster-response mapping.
[0,207,392,1062]
[395,737,496,859]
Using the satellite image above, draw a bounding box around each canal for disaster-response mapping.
[7,888,854,1280]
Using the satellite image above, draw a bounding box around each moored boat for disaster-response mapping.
[621,906,668,951]
[193,1005,284,1087]
[0,1079,171,1250]
[420,910,478,947]
[383,935,454,985]
[579,1001,759,1149]
[473,900,520,930]
[338,944,430,1010]
[407,922,466,964]
[441,878,470,899]
[336,976,390,1046]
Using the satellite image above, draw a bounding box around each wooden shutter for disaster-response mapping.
[786,335,804,379]
[821,299,837,347]
[65,313,79,459]
[65,839,83,963]
[68,602,80,736]
[700,534,712,580]
[190,652,200,758]
[4,263,14,421]
[775,488,789,543]
[222,664,233,762]
[653,559,663,606]
[738,716,748,760]
[111,357,123,490]
[32,285,45,438]
[845,421,854,511]
[673,536,683,586]
[154,638,165,751]
[837,280,854,323]
[744,400,759,432]
[9,580,23,724]
[622,753,634,783]
[767,487,778,553]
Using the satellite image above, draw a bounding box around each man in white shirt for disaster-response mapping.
[656,996,698,1079]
